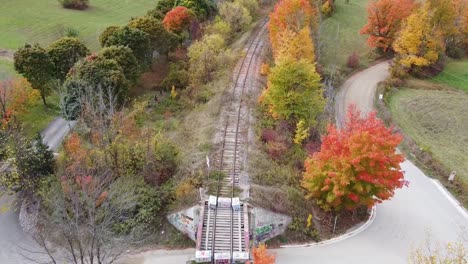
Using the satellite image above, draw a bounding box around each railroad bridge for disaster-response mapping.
[193,20,267,264]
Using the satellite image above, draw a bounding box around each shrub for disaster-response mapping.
[188,34,230,86]
[266,141,288,160]
[160,62,189,91]
[206,16,232,42]
[346,52,360,69]
[178,0,216,20]
[147,0,177,20]
[218,1,252,33]
[321,0,334,17]
[261,128,280,143]
[58,0,89,10]
[235,0,259,17]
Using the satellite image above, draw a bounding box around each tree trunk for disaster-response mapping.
[40,91,48,106]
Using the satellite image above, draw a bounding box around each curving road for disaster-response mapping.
[273,61,468,263]
[0,117,75,264]
[123,61,468,264]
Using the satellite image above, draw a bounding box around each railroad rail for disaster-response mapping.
[195,20,268,264]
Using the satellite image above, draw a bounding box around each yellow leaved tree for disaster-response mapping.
[393,3,443,70]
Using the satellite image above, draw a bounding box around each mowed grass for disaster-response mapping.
[319,0,370,70]
[0,59,16,80]
[0,0,156,51]
[389,88,468,184]
[431,59,468,91]
[16,94,61,137]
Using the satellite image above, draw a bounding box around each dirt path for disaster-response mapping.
[0,49,14,61]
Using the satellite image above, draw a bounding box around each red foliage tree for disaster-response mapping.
[302,105,406,211]
[163,6,192,32]
[359,0,417,52]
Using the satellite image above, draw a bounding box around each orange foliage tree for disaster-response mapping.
[268,0,317,56]
[250,244,276,264]
[163,6,192,32]
[273,26,315,63]
[0,78,39,126]
[302,105,406,212]
[359,0,417,53]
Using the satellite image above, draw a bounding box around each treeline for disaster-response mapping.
[0,0,261,263]
[360,0,467,79]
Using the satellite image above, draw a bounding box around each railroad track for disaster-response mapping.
[196,20,268,263]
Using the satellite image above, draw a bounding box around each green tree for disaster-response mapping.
[127,16,179,56]
[147,0,177,20]
[179,0,216,19]
[218,1,252,33]
[188,34,229,85]
[0,130,54,195]
[103,27,152,68]
[13,44,53,106]
[98,46,139,83]
[99,26,120,47]
[48,37,89,81]
[68,57,129,102]
[262,58,325,126]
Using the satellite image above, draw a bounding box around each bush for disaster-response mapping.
[58,0,89,10]
[188,34,230,86]
[206,16,232,42]
[321,0,335,17]
[160,62,189,91]
[235,0,259,17]
[218,1,252,33]
[346,52,360,69]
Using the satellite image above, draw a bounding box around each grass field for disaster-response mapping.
[431,59,468,91]
[389,88,468,184]
[0,59,16,80]
[0,0,156,51]
[319,0,370,70]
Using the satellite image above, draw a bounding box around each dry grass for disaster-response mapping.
[389,88,468,184]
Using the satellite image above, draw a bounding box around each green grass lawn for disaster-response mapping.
[389,88,468,184]
[319,0,370,70]
[16,94,61,137]
[0,0,156,51]
[0,59,16,80]
[431,59,468,91]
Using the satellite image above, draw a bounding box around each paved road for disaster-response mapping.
[123,61,468,264]
[41,117,76,152]
[0,117,75,263]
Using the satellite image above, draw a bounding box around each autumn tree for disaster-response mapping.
[163,6,193,32]
[99,26,120,47]
[359,0,416,53]
[47,37,89,81]
[251,244,276,264]
[268,0,317,55]
[273,26,315,63]
[302,105,406,212]
[14,44,54,106]
[0,78,39,126]
[393,3,443,73]
[261,58,325,127]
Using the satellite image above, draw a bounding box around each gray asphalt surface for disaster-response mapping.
[122,61,468,264]
[0,117,75,263]
[41,117,76,152]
